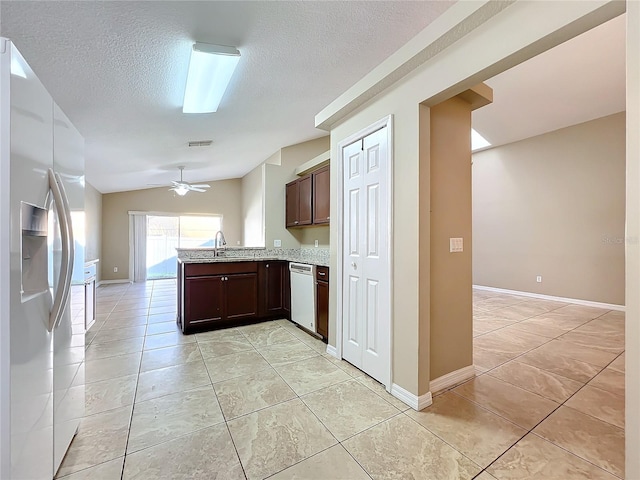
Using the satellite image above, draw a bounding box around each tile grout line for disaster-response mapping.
[79,283,621,479]
[468,295,624,478]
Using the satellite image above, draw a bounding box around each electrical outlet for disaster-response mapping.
[314,240,319,247]
[449,238,463,253]
[113,266,118,273]
[536,275,542,283]
[274,239,281,247]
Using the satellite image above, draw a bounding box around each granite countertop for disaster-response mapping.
[178,256,282,264]
[177,246,329,267]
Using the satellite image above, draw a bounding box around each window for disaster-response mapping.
[145,214,222,279]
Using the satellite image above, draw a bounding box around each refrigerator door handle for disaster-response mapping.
[48,169,73,332]
[55,172,74,329]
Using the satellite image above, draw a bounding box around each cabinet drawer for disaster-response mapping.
[185,261,258,277]
[316,266,329,282]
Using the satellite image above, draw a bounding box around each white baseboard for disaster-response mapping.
[325,344,338,358]
[391,384,433,411]
[473,285,625,312]
[97,279,132,286]
[430,365,476,394]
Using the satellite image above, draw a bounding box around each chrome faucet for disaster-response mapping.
[214,230,227,256]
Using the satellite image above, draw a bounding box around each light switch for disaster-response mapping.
[274,239,282,247]
[449,238,463,253]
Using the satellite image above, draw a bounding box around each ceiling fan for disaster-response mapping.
[169,166,210,196]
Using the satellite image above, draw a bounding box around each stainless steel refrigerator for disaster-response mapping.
[0,38,85,479]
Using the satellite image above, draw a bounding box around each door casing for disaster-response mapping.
[335,114,394,391]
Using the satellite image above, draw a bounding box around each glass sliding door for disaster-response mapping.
[146,215,179,279]
[145,214,222,279]
[179,215,222,248]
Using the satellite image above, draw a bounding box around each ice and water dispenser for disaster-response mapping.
[21,202,48,297]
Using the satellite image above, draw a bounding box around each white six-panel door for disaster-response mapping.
[342,126,390,385]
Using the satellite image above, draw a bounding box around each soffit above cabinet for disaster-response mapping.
[295,150,330,177]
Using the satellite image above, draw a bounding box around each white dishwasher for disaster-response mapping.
[289,262,316,332]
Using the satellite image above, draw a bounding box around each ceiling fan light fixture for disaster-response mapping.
[174,185,189,196]
[183,42,241,114]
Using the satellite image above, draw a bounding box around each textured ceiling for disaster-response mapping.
[474,14,625,149]
[1,0,454,193]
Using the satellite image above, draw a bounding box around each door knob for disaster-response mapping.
[351,262,357,269]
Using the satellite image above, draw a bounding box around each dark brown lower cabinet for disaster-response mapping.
[258,261,286,317]
[225,273,258,320]
[315,266,329,341]
[184,275,224,326]
[179,262,259,333]
[178,260,295,334]
[283,263,291,317]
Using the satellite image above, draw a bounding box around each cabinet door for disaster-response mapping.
[313,166,330,224]
[316,280,329,339]
[225,273,259,321]
[285,181,299,227]
[265,262,284,314]
[184,276,224,330]
[283,263,291,316]
[298,175,313,225]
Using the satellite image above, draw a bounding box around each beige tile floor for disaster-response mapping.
[56,280,625,479]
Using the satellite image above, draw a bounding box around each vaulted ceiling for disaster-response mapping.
[1,1,454,193]
[1,3,625,193]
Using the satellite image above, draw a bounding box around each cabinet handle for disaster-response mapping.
[266,264,269,268]
[318,272,326,276]
[294,221,299,225]
[327,216,330,220]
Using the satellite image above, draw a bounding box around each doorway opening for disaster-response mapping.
[466,15,625,477]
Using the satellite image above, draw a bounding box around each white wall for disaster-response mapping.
[241,163,265,247]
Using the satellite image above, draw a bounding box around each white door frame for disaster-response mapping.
[335,114,394,390]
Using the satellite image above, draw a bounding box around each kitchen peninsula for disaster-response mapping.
[176,247,329,334]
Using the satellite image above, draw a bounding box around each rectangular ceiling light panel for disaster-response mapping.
[183,42,240,114]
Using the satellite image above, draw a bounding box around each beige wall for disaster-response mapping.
[85,181,102,280]
[101,179,242,281]
[264,136,330,249]
[626,2,640,475]
[299,227,330,248]
[473,113,626,305]
[325,1,624,399]
[241,163,265,247]
[429,97,474,380]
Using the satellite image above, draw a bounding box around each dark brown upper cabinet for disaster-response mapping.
[286,174,312,227]
[285,166,330,228]
[312,166,330,225]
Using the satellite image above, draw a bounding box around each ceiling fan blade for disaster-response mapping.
[190,187,207,192]
[190,184,210,188]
